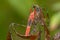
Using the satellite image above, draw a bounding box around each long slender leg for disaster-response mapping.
[25,8,36,36]
[7,23,15,40]
[25,19,33,36]
[40,19,50,40]
[37,30,42,40]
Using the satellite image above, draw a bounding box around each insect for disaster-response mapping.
[7,4,50,40]
[22,4,50,40]
[31,4,50,40]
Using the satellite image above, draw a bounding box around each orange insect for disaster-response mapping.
[7,4,50,40]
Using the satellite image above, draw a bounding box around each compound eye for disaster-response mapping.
[33,6,35,8]
[36,8,40,12]
[33,5,36,8]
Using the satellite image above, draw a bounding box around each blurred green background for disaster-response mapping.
[0,0,60,40]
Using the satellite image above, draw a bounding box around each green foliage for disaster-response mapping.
[0,0,60,40]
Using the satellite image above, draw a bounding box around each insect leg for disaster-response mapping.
[25,19,33,36]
